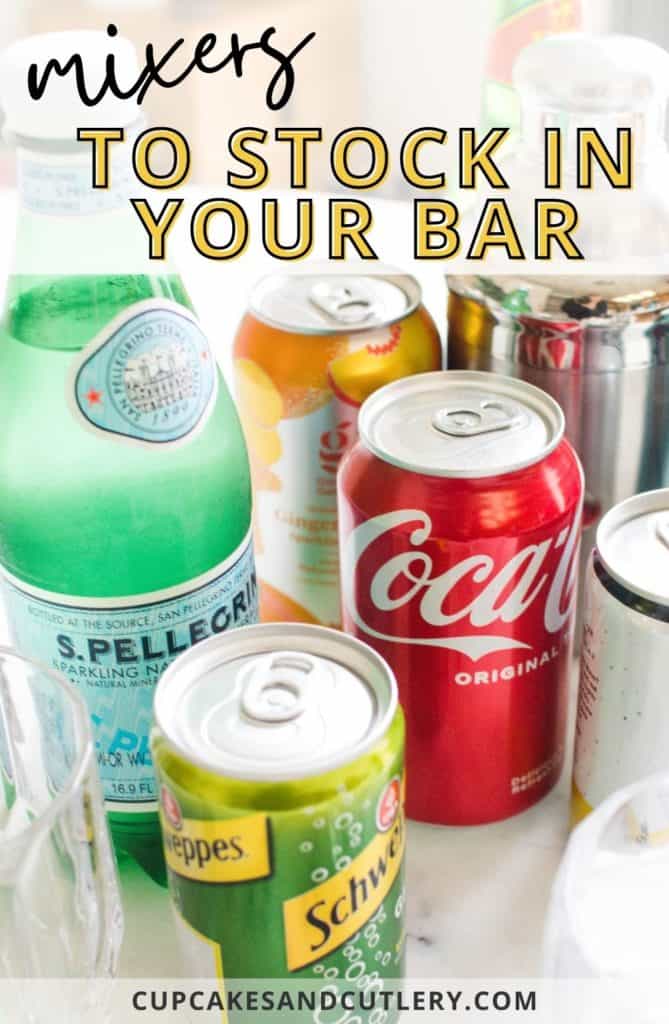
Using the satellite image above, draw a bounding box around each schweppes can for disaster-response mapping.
[151,622,405,1006]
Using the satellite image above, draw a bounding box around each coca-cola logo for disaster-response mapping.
[341,509,580,661]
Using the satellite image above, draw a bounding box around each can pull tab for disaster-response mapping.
[432,399,525,438]
[656,517,669,553]
[309,281,377,325]
[240,653,317,724]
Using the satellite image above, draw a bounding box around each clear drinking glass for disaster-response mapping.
[0,646,123,981]
[544,773,669,1022]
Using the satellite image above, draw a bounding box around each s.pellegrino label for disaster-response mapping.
[0,534,257,811]
[69,299,217,447]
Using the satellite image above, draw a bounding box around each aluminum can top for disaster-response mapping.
[357,370,565,479]
[248,269,421,335]
[597,489,669,606]
[153,623,398,782]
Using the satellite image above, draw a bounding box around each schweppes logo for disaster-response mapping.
[283,779,405,971]
[160,788,272,884]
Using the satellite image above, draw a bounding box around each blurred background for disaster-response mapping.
[0,0,657,192]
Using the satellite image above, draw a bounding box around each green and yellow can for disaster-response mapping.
[151,623,405,999]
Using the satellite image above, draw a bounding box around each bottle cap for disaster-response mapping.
[0,30,141,142]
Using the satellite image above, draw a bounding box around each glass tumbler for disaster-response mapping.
[544,772,669,1022]
[0,646,123,982]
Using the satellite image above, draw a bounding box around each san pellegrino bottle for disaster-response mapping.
[0,32,257,884]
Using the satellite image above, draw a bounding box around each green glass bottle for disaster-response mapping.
[0,33,257,884]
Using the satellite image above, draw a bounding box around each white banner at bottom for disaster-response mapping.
[0,978,666,1024]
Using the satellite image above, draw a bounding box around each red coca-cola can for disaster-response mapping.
[338,371,583,825]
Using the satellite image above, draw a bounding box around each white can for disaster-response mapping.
[573,489,669,824]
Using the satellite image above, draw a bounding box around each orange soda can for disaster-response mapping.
[233,271,442,627]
